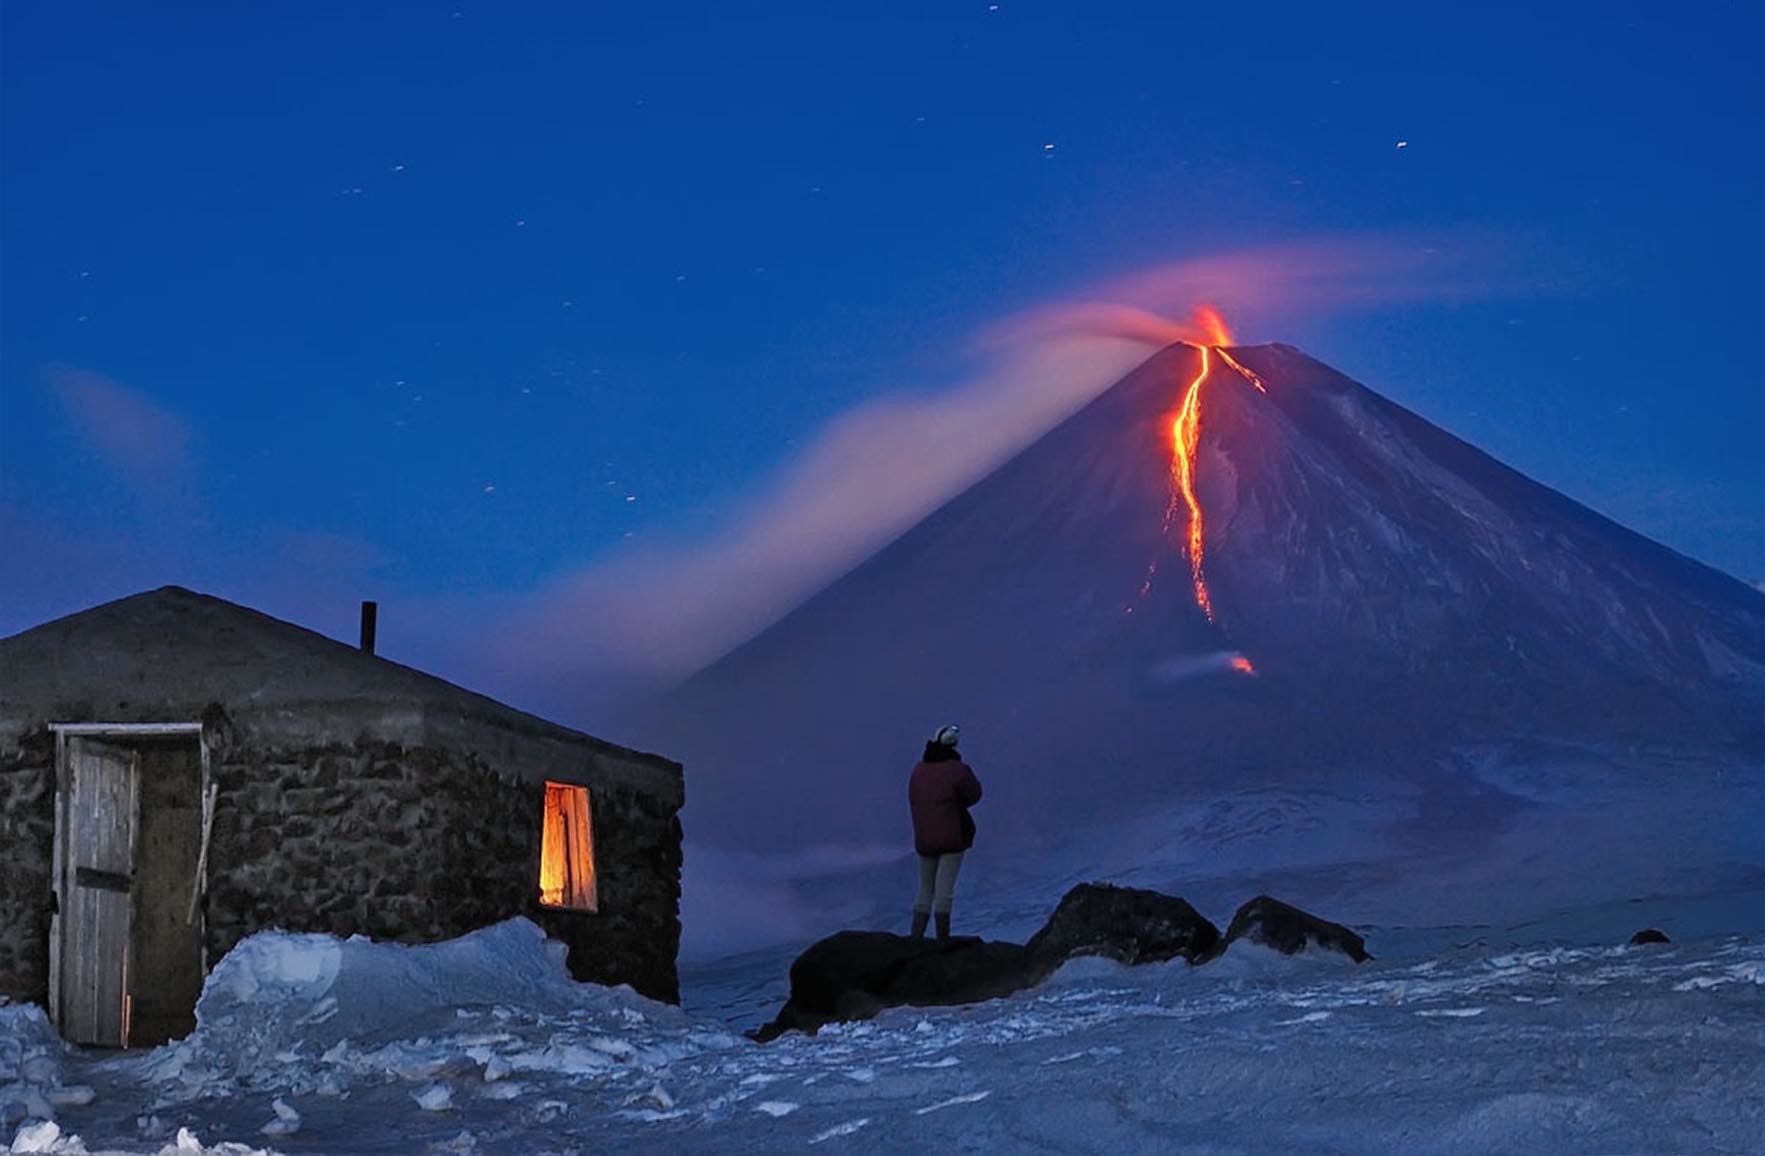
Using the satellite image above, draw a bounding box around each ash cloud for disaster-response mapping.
[489,236,1516,704]
[493,334,1158,697]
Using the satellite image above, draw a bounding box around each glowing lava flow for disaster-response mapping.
[1171,345,1216,620]
[1135,311,1269,665]
[1214,347,1268,394]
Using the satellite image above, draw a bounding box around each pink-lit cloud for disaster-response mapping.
[988,233,1510,350]
[492,235,1519,692]
[494,331,1159,690]
[49,367,193,491]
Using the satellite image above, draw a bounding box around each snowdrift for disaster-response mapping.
[6,912,1764,1153]
[142,918,736,1110]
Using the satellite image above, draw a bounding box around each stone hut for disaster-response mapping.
[0,587,684,1047]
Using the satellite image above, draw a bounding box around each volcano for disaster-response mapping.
[648,341,1765,851]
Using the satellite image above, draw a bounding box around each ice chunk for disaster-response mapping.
[10,1121,75,1154]
[754,1101,798,1118]
[413,1084,454,1112]
[260,1098,300,1137]
[808,1118,870,1143]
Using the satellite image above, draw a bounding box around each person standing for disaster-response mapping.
[908,724,983,939]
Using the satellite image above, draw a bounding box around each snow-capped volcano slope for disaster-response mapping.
[651,343,1765,852]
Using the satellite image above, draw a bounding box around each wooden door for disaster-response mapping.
[58,738,140,1047]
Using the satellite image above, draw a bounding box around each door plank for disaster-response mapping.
[60,739,139,1047]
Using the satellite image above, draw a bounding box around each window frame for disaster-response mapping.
[538,780,599,913]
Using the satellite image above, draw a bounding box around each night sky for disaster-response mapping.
[4,2,1762,723]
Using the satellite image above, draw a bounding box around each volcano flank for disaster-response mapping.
[649,342,1765,851]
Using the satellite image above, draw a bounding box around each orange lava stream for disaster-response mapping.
[1214,347,1268,394]
[1172,345,1215,621]
[1131,312,1267,681]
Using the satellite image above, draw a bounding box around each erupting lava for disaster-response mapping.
[1215,346,1268,394]
[1187,303,1234,348]
[1172,345,1216,619]
[1142,304,1271,647]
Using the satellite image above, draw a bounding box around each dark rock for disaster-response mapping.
[1025,883,1221,966]
[752,930,1053,1041]
[1222,895,1370,963]
[755,883,1227,1040]
[1629,928,1670,945]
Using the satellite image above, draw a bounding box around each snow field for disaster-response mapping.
[6,892,1764,1152]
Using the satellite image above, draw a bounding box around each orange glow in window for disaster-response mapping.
[540,782,598,911]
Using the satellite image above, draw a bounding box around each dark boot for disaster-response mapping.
[910,911,929,938]
[935,912,951,940]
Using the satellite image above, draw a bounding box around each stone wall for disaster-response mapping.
[0,731,55,1004]
[532,779,683,1003]
[0,720,682,1010]
[205,730,682,1003]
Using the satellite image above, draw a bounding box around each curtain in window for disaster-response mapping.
[540,782,598,910]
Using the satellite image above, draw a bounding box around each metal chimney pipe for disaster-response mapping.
[359,600,378,654]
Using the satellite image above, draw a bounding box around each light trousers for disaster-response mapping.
[913,851,964,915]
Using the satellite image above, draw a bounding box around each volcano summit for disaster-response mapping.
[649,340,1765,852]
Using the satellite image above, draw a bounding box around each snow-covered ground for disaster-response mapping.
[6,920,1764,1154]
[7,758,1764,1154]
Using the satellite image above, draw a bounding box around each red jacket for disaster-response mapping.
[909,758,983,856]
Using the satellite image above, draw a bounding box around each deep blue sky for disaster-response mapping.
[3,2,1762,710]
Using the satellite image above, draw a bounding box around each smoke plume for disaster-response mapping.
[490,235,1511,701]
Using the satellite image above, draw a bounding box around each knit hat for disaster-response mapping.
[932,724,960,747]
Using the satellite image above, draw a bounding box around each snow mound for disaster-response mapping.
[0,1003,87,1135]
[139,919,740,1114]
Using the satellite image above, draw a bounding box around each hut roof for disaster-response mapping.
[0,587,680,798]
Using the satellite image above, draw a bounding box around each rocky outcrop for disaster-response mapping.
[1025,883,1220,966]
[755,884,1356,1040]
[1629,928,1670,946]
[752,931,1050,1041]
[1221,895,1371,963]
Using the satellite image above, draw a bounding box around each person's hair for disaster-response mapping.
[922,740,960,762]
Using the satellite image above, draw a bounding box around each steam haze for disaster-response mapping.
[490,237,1505,705]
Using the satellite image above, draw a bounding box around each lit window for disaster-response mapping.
[539,782,598,911]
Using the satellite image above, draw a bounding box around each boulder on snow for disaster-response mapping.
[1221,895,1370,963]
[754,882,1230,1039]
[751,931,1049,1041]
[1025,883,1221,966]
[1628,928,1671,946]
[753,888,1371,1039]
